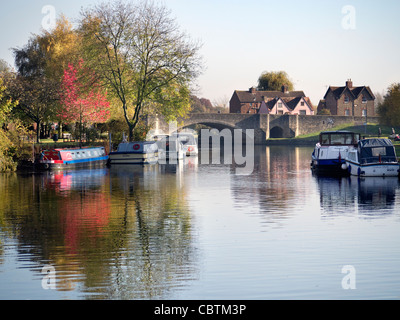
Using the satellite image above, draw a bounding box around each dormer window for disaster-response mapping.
[344,96,350,103]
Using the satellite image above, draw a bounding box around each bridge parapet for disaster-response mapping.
[145,113,379,144]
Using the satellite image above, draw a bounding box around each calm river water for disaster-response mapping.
[1,145,400,300]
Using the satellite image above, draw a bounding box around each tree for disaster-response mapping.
[5,70,59,143]
[12,16,82,141]
[0,59,11,73]
[59,60,110,143]
[79,0,202,141]
[378,83,400,127]
[0,76,22,172]
[257,71,294,91]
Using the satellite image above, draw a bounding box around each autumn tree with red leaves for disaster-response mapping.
[59,60,110,143]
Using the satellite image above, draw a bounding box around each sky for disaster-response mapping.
[1,0,400,107]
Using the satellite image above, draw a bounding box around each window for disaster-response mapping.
[345,109,350,116]
[278,102,282,108]
[362,97,367,104]
[344,96,349,103]
[301,101,305,106]
[299,110,307,115]
[362,109,367,117]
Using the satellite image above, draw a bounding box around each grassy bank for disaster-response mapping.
[266,123,400,148]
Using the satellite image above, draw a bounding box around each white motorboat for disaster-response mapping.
[108,141,158,165]
[344,138,400,177]
[156,136,185,162]
[311,131,360,175]
[176,132,198,156]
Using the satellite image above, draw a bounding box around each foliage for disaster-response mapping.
[318,108,331,115]
[190,95,227,113]
[378,83,400,127]
[0,78,29,172]
[59,60,111,142]
[79,0,202,140]
[257,71,294,91]
[11,16,82,142]
[5,71,59,143]
[59,61,110,124]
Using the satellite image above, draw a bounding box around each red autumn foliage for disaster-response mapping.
[59,60,110,125]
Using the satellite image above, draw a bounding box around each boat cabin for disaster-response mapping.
[357,139,398,164]
[319,131,360,146]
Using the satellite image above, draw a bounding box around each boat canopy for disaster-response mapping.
[319,131,360,146]
[117,142,158,153]
[358,139,397,163]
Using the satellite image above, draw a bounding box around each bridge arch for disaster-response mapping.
[176,120,238,132]
[269,126,285,138]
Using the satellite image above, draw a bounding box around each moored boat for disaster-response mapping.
[36,147,108,170]
[156,136,185,162]
[311,131,360,175]
[108,141,158,165]
[176,132,198,156]
[344,138,400,177]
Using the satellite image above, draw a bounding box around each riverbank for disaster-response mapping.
[265,123,400,149]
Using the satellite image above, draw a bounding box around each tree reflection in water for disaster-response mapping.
[0,164,197,299]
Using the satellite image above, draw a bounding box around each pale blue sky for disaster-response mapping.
[1,0,400,106]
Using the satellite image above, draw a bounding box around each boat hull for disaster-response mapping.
[108,152,158,165]
[345,161,400,177]
[36,157,109,171]
[311,158,349,176]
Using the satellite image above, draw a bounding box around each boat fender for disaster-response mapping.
[133,144,140,151]
[341,163,347,170]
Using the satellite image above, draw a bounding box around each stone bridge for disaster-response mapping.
[146,113,379,145]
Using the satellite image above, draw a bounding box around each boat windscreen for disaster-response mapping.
[320,132,359,145]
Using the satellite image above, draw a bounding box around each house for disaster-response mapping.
[229,85,314,115]
[318,79,375,116]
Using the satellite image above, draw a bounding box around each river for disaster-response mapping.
[0,145,400,300]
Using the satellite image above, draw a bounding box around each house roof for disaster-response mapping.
[324,85,375,100]
[234,89,305,103]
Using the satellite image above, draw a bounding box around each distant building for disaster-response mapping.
[318,79,375,116]
[229,85,314,115]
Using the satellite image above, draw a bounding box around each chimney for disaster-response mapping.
[346,79,353,88]
[281,84,288,93]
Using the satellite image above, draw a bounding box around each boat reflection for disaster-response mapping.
[315,174,400,217]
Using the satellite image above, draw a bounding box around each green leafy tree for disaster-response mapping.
[0,77,20,172]
[378,83,400,127]
[257,71,294,91]
[79,0,202,141]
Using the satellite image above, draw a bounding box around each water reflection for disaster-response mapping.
[0,162,197,299]
[230,146,314,220]
[315,175,400,217]
[1,146,400,300]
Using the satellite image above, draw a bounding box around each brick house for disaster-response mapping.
[229,86,314,115]
[318,79,375,116]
